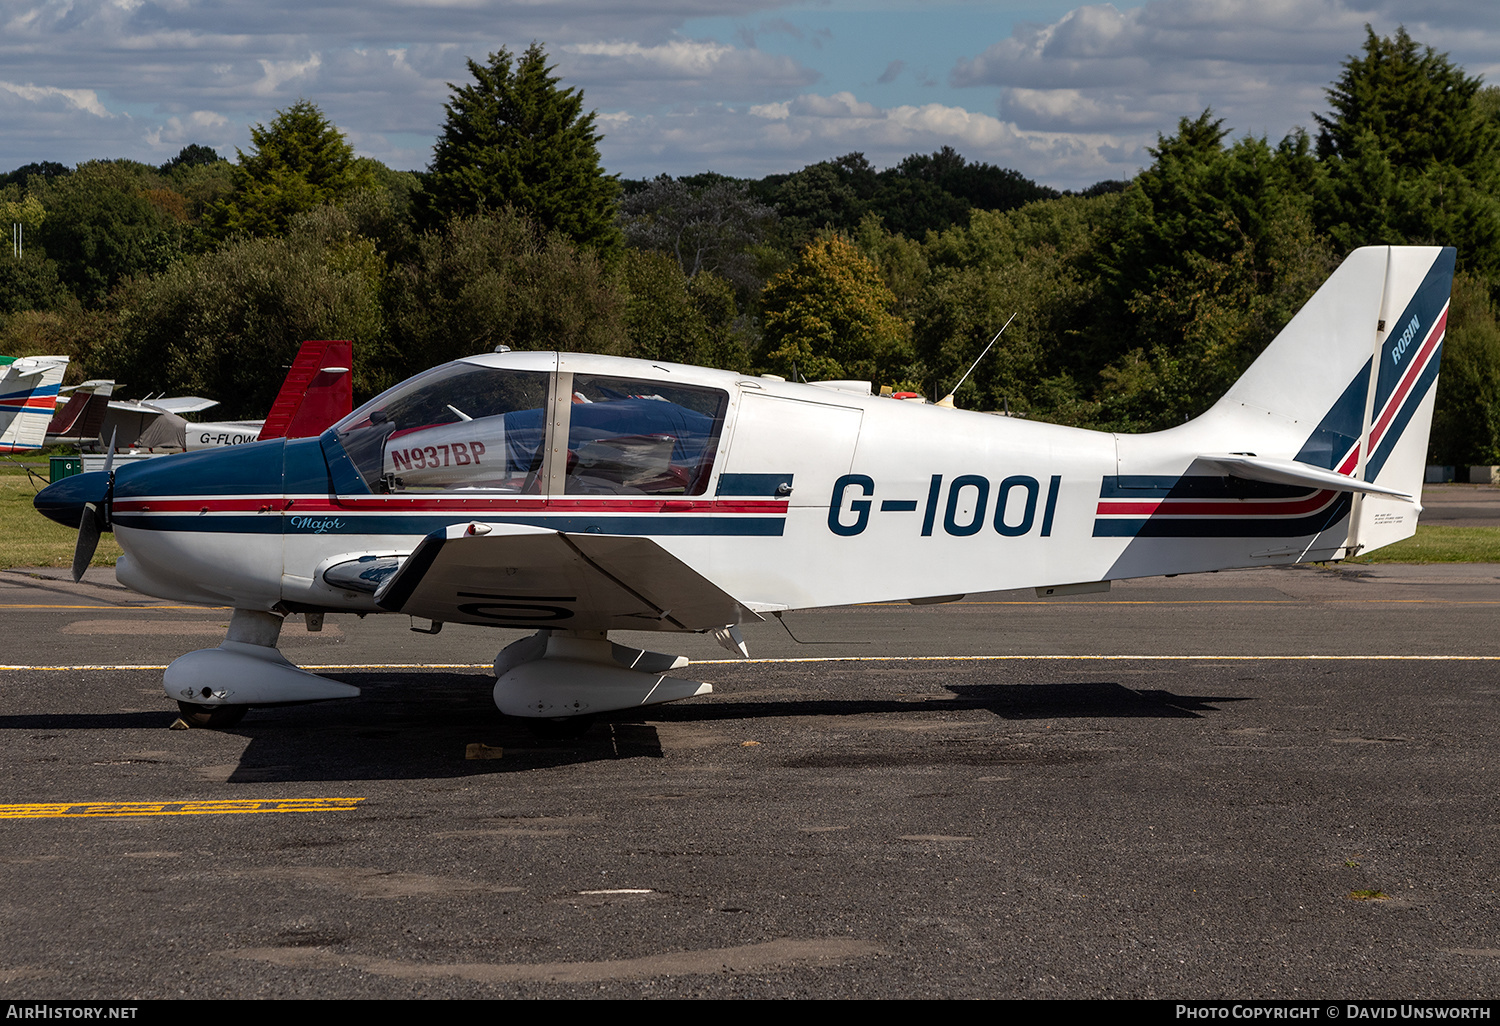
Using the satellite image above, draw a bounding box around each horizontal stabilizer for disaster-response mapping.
[375,522,761,632]
[1197,454,1415,503]
[7,356,68,378]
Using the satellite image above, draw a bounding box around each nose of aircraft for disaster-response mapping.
[34,470,110,529]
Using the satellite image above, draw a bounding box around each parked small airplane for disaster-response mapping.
[39,340,354,453]
[35,247,1453,731]
[118,339,354,452]
[0,354,69,453]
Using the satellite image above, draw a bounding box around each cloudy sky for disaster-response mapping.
[3,0,1498,190]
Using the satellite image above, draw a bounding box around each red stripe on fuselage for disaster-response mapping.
[1096,489,1339,518]
[111,495,790,515]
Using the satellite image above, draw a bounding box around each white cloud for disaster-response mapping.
[748,101,790,120]
[951,0,1500,147]
[567,39,738,76]
[145,110,232,150]
[253,54,322,96]
[560,37,819,104]
[3,0,1500,189]
[598,93,1143,187]
[0,81,114,118]
[786,91,882,118]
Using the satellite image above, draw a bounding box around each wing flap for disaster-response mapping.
[374,522,761,632]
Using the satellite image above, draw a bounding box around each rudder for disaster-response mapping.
[1204,245,1454,555]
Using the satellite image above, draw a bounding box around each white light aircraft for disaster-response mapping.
[35,246,1453,731]
[106,339,354,452]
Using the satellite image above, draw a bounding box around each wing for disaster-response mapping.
[148,396,220,415]
[373,522,762,632]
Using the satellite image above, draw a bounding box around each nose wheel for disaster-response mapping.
[175,701,249,729]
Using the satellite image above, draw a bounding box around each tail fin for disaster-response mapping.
[1109,246,1454,571]
[46,380,115,444]
[1206,246,1454,554]
[0,355,69,452]
[256,340,353,441]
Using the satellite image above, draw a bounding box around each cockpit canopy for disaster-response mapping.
[331,361,729,496]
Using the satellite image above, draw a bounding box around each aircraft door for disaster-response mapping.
[717,392,862,506]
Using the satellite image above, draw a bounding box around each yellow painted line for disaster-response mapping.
[8,600,1498,612]
[0,604,229,610]
[5,656,1500,671]
[693,654,1500,664]
[0,797,365,819]
[0,663,491,670]
[862,599,1500,606]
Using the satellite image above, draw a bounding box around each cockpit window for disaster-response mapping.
[563,375,727,495]
[329,364,729,496]
[333,365,550,492]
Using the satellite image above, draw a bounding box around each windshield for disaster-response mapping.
[333,364,550,492]
[329,363,729,496]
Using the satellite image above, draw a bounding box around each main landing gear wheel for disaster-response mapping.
[175,701,249,729]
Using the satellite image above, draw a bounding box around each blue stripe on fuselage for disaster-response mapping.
[1100,476,1312,499]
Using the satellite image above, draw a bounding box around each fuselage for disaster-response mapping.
[38,349,1380,625]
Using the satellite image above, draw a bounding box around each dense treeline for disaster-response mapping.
[3,29,1500,465]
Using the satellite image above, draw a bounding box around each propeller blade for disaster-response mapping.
[72,502,102,583]
[102,427,117,478]
[70,432,118,581]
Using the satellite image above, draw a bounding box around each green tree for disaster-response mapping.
[1429,271,1500,466]
[1315,27,1500,273]
[759,235,912,385]
[160,145,222,173]
[92,212,383,416]
[753,153,878,247]
[382,208,622,390]
[33,161,184,306]
[619,250,747,370]
[619,175,777,298]
[0,162,70,190]
[1317,27,1494,174]
[426,44,621,253]
[0,249,69,316]
[211,100,371,238]
[0,192,46,235]
[916,195,1118,416]
[1082,114,1334,428]
[875,146,1060,238]
[851,212,928,322]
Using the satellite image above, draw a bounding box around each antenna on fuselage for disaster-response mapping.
[937,312,1017,409]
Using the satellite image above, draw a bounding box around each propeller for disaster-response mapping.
[70,430,116,583]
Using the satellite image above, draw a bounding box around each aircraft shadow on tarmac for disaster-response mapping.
[0,673,1249,783]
